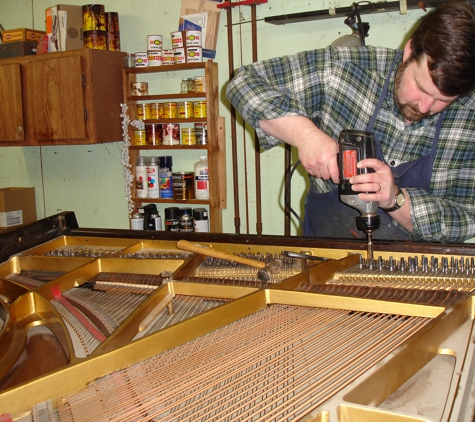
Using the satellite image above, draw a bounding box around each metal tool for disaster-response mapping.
[176,240,282,281]
[282,251,329,261]
[338,129,380,263]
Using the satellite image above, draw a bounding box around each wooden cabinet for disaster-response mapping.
[123,62,226,233]
[0,49,125,146]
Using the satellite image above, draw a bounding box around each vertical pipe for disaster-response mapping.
[226,7,241,234]
[251,5,263,235]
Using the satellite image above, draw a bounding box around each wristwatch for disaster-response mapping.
[381,187,405,212]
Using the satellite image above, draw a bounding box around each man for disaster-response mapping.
[226,1,475,242]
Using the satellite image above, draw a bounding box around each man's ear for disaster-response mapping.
[402,39,413,62]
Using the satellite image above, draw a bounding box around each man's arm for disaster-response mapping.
[259,116,340,183]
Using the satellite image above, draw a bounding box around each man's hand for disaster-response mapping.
[259,116,340,183]
[349,158,397,209]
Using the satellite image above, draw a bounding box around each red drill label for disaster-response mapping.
[342,150,358,179]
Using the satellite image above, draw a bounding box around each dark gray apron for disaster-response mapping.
[303,58,444,240]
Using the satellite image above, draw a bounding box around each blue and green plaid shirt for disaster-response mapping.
[226,46,475,243]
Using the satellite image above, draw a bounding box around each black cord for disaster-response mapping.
[285,159,305,229]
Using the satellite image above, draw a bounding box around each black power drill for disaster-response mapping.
[338,129,380,263]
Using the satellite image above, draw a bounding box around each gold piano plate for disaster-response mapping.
[1,287,474,421]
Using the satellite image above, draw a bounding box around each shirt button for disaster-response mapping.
[390,160,395,166]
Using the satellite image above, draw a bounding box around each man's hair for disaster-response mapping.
[410,1,475,96]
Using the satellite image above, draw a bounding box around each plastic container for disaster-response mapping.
[194,155,209,200]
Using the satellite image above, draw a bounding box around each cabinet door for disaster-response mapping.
[26,55,86,141]
[0,63,25,143]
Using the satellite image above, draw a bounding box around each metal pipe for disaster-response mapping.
[226,7,241,234]
[251,5,263,235]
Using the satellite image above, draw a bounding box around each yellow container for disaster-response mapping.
[133,130,146,145]
[193,101,207,118]
[178,102,194,119]
[163,102,178,119]
[149,103,162,119]
[181,128,196,145]
[136,103,151,120]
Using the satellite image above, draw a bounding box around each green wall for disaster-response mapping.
[0,0,425,234]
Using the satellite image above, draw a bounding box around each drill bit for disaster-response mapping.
[367,231,374,268]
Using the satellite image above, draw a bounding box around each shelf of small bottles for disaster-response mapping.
[132,197,209,204]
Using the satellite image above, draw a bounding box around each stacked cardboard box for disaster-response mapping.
[45,4,83,52]
[0,187,37,229]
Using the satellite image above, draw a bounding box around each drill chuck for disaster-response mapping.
[356,214,381,233]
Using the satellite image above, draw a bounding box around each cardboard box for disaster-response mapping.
[1,28,45,43]
[0,187,36,229]
[0,41,37,59]
[46,4,83,52]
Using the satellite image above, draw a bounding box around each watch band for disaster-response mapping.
[381,187,405,212]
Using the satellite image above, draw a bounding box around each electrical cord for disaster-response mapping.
[285,159,305,229]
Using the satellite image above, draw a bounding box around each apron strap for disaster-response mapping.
[367,55,399,133]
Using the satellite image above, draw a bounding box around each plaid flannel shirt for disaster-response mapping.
[226,46,475,242]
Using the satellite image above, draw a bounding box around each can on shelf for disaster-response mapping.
[162,123,180,145]
[178,101,194,119]
[162,49,174,65]
[181,128,196,145]
[185,30,202,47]
[145,123,162,145]
[130,82,148,96]
[171,31,185,48]
[147,51,163,67]
[186,47,202,63]
[149,102,162,119]
[106,31,120,51]
[130,212,144,230]
[147,35,163,51]
[105,11,120,32]
[172,172,194,200]
[194,123,207,145]
[162,102,178,119]
[193,76,206,93]
[83,4,105,31]
[136,103,151,120]
[193,101,207,118]
[83,30,107,50]
[173,47,186,64]
[134,52,148,67]
[133,130,146,145]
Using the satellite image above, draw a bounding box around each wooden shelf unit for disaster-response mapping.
[123,61,226,233]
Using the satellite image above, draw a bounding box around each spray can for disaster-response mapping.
[135,156,148,198]
[193,208,209,232]
[194,155,209,200]
[179,207,194,232]
[151,213,162,230]
[159,156,173,199]
[164,207,180,231]
[147,156,160,198]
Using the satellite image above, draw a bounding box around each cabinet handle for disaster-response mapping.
[84,108,87,120]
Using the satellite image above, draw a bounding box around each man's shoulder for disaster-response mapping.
[329,46,402,71]
[455,90,475,111]
[304,45,402,74]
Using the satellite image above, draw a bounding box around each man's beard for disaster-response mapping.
[394,60,430,122]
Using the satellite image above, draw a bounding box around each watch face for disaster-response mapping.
[396,192,405,207]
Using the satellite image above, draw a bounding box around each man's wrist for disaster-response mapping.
[381,186,405,212]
